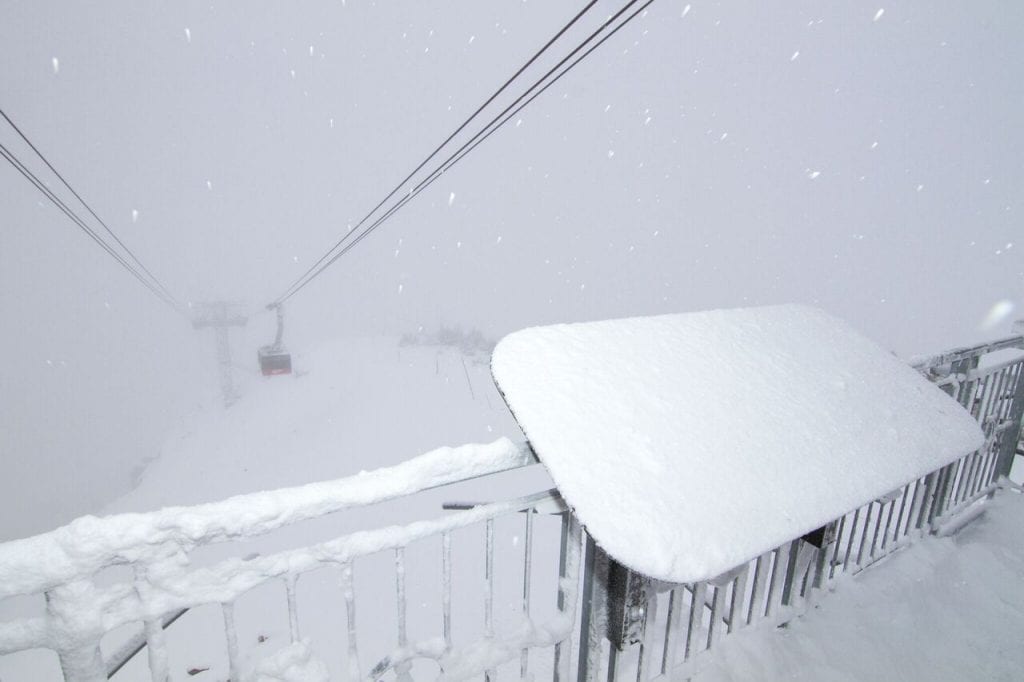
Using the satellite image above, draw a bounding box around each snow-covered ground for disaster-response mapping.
[696,488,1024,682]
[1,333,1023,681]
[107,335,534,513]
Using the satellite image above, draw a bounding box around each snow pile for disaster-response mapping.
[696,489,1024,681]
[492,305,985,582]
[247,639,329,682]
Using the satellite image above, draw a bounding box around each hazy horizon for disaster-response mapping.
[2,0,1022,538]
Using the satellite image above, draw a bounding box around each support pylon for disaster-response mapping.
[191,301,248,407]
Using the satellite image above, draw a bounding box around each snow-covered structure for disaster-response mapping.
[491,306,985,582]
[0,307,1022,682]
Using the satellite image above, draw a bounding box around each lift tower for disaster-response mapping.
[191,301,248,407]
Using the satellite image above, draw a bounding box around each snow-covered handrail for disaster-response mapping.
[0,438,565,682]
[909,333,1024,371]
[0,438,535,600]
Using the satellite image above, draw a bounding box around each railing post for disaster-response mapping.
[950,356,980,408]
[554,514,583,682]
[45,583,106,682]
[575,535,607,682]
[995,362,1024,479]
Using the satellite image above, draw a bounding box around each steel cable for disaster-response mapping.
[277,0,652,303]
[271,0,606,305]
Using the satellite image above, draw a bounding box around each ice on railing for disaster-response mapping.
[0,437,534,599]
[247,639,329,682]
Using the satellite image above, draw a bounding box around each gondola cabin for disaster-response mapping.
[258,346,292,376]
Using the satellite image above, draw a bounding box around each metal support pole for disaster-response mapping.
[214,325,237,407]
[45,584,106,682]
[995,362,1024,479]
[576,536,607,682]
[191,301,247,408]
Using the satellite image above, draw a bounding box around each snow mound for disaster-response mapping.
[491,305,985,582]
[247,639,329,682]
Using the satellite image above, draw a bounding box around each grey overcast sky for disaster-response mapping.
[1,1,1022,538]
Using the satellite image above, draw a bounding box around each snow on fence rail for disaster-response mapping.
[0,439,587,682]
[1,333,1023,682]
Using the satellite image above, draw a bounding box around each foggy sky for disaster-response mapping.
[1,0,1022,539]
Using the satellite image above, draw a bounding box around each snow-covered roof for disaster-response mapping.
[491,305,985,583]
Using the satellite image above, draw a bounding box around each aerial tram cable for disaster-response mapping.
[270,0,601,306]
[0,142,177,309]
[275,0,652,303]
[0,141,179,310]
[330,0,655,271]
[0,107,181,309]
[399,0,658,210]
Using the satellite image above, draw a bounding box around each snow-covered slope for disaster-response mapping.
[0,336,560,682]
[109,336,529,513]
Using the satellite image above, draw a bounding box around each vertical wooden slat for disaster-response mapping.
[521,510,535,680]
[828,515,847,581]
[636,593,659,682]
[856,502,876,568]
[485,518,496,682]
[132,565,169,682]
[728,565,750,633]
[442,532,452,652]
[747,552,771,624]
[285,573,300,644]
[706,584,726,650]
[661,588,684,675]
[766,542,794,619]
[576,536,606,682]
[842,508,861,573]
[340,562,361,681]
[868,500,889,561]
[915,473,937,530]
[683,583,706,661]
[554,514,582,682]
[395,547,408,649]
[221,601,240,682]
[888,485,910,549]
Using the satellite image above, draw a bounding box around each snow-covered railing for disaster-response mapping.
[3,332,1023,682]
[0,439,588,682]
[576,333,1024,681]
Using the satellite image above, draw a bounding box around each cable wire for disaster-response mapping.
[276,0,653,303]
[272,0,603,305]
[0,107,181,308]
[0,141,179,310]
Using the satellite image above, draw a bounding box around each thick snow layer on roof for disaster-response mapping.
[491,305,985,583]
